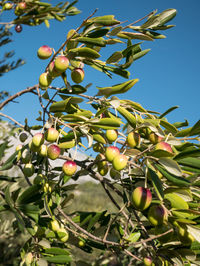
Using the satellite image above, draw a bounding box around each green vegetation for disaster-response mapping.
[0,1,200,265]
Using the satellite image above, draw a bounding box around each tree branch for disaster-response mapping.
[0,84,38,110]
[0,112,24,128]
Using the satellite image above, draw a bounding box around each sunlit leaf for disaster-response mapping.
[187,225,200,243]
[88,15,120,26]
[158,157,182,176]
[155,164,191,187]
[106,51,123,64]
[165,193,189,210]
[97,79,138,97]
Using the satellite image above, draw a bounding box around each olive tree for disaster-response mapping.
[0,1,200,265]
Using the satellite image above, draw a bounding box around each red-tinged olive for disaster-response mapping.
[54,56,69,73]
[105,146,120,162]
[62,160,77,176]
[148,205,168,226]
[132,187,152,211]
[37,45,52,60]
[47,144,61,160]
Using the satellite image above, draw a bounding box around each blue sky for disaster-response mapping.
[1,0,200,129]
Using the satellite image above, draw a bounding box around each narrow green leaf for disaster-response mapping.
[86,28,109,38]
[152,8,177,28]
[79,213,93,227]
[0,162,14,171]
[59,129,81,140]
[43,255,72,263]
[148,167,164,200]
[88,15,120,26]
[117,106,136,128]
[58,139,76,149]
[187,225,200,243]
[68,47,100,59]
[133,49,151,61]
[76,37,106,47]
[158,157,182,176]
[44,248,70,255]
[0,142,8,161]
[58,95,83,104]
[181,166,200,174]
[175,157,200,170]
[123,232,141,243]
[165,193,189,210]
[130,29,166,39]
[122,43,142,57]
[172,209,200,219]
[97,79,139,97]
[105,65,130,78]
[18,204,40,213]
[141,9,177,29]
[61,113,89,122]
[106,51,123,64]
[60,84,87,94]
[17,185,42,204]
[109,26,123,36]
[84,59,130,78]
[5,186,25,231]
[164,187,192,202]
[160,119,178,134]
[0,150,18,171]
[150,25,175,30]
[173,120,188,129]
[150,149,174,158]
[0,175,16,182]
[174,149,200,160]
[44,196,53,217]
[159,106,179,119]
[87,212,103,232]
[189,120,200,136]
[49,99,70,113]
[92,133,107,144]
[5,186,14,210]
[155,164,191,187]
[18,204,39,222]
[120,100,146,113]
[89,117,121,129]
[117,31,154,41]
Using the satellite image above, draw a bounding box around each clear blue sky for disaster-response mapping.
[1,0,200,129]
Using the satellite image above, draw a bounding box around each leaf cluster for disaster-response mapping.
[1,3,200,266]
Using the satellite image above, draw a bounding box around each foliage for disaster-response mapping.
[0,25,25,77]
[0,1,200,265]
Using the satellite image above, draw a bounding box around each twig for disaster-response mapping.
[0,112,24,128]
[132,209,156,253]
[45,8,98,71]
[124,249,142,262]
[123,10,155,30]
[103,203,128,241]
[0,85,38,110]
[57,207,121,247]
[36,86,45,110]
[134,228,173,246]
[0,21,13,25]
[100,181,136,231]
